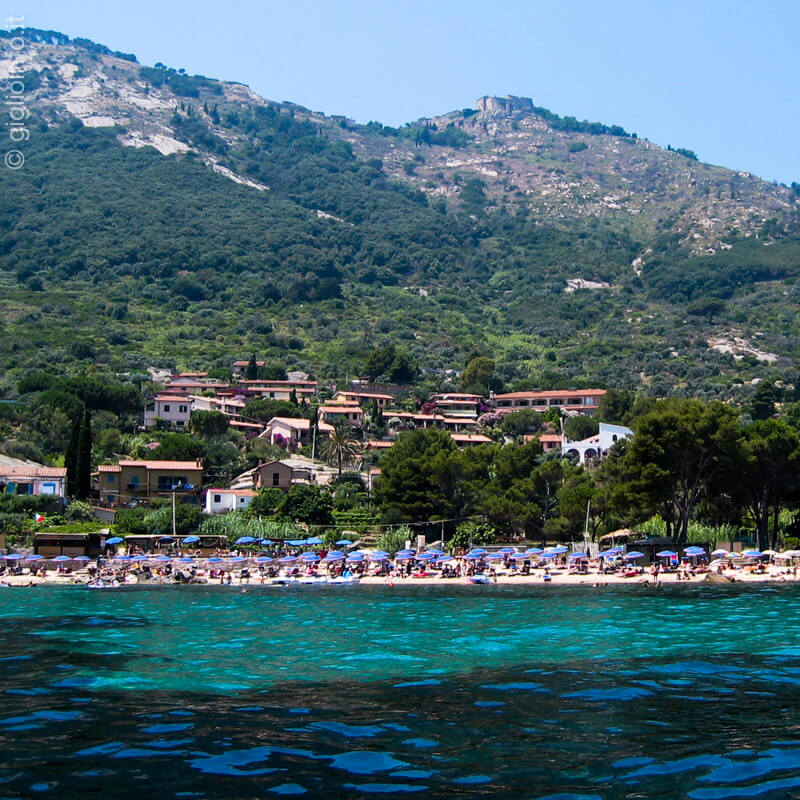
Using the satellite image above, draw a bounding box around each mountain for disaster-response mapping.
[2,28,800,400]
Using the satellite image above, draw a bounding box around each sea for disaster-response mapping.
[2,582,800,798]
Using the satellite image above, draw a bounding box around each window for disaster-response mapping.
[145,403,155,412]
[106,474,115,484]
[585,396,597,406]
[163,404,171,413]
[213,494,221,503]
[272,472,280,486]
[158,475,187,491]
[179,405,188,413]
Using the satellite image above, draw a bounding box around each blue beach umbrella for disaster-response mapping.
[158,536,174,543]
[207,556,223,563]
[510,552,529,559]
[598,549,619,558]
[684,546,705,555]
[3,553,23,560]
[656,550,678,558]
[235,537,255,545]
[417,552,436,560]
[625,551,645,560]
[183,536,200,544]
[526,547,543,555]
[74,556,90,562]
[25,554,43,561]
[154,555,172,562]
[278,555,297,564]
[115,555,132,561]
[548,545,569,554]
[259,539,273,546]
[106,537,124,545]
[462,553,482,560]
[324,552,344,561]
[711,549,729,557]
[304,537,323,546]
[369,551,390,560]
[335,539,353,547]
[346,554,364,563]
[256,556,273,564]
[569,552,588,560]
[499,547,516,554]
[179,557,195,563]
[741,550,762,558]
[132,555,148,562]
[228,556,247,563]
[53,555,72,562]
[287,539,305,547]
[469,548,488,556]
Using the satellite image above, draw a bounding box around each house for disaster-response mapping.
[254,460,295,491]
[189,394,247,417]
[259,417,333,450]
[562,422,633,464]
[232,359,265,377]
[204,488,257,514]
[0,463,66,499]
[491,389,606,416]
[334,390,395,410]
[237,379,318,401]
[96,459,204,505]
[538,432,564,453]
[450,433,493,447]
[161,377,229,395]
[318,405,365,426]
[424,393,483,419]
[144,394,192,429]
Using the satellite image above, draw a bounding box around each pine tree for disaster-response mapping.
[76,408,92,501]
[290,388,298,405]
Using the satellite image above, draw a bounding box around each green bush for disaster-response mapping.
[65,499,95,522]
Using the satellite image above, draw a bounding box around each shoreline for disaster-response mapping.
[2,568,797,589]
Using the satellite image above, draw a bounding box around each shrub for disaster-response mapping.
[65,499,96,522]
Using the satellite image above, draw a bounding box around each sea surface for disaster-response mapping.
[2,583,800,798]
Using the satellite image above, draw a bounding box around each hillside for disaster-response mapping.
[2,28,800,400]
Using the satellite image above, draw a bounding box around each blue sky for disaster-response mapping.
[11,0,800,183]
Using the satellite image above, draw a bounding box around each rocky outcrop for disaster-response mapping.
[475,95,534,115]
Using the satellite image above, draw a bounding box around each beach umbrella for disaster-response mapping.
[25,554,43,561]
[526,548,543,555]
[179,557,195,563]
[395,553,415,560]
[486,553,505,561]
[324,551,345,560]
[287,539,305,547]
[106,537,124,545]
[158,536,174,543]
[625,551,645,560]
[548,545,569,554]
[539,552,557,559]
[183,535,200,544]
[154,555,172,562]
[656,550,678,558]
[417,552,437,560]
[369,551,390,560]
[762,549,778,556]
[741,549,762,558]
[469,548,488,556]
[207,556,223,563]
[228,556,247,563]
[569,552,588,560]
[711,549,729,557]
[462,553,482,560]
[510,552,529,559]
[304,537,323,546]
[436,555,455,563]
[3,553,23,560]
[335,539,354,547]
[256,556,273,564]
[235,536,256,545]
[278,555,297,564]
[684,546,705,555]
[426,549,444,556]
[298,551,318,559]
[346,554,364,563]
[259,539,273,546]
[74,556,90,562]
[53,555,71,562]
[499,547,516,554]
[115,555,132,561]
[132,555,148,561]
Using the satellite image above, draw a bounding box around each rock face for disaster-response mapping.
[475,95,534,115]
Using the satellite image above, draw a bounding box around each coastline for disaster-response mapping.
[3,567,797,589]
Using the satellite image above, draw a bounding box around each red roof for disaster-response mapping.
[493,389,606,400]
[116,460,204,470]
[0,466,66,478]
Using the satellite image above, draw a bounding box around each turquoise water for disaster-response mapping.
[2,583,800,797]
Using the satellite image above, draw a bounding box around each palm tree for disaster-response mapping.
[321,422,361,479]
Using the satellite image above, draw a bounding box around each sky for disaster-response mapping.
[8,0,800,183]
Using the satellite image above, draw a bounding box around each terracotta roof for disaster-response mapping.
[98,465,122,473]
[450,433,492,443]
[207,488,258,497]
[493,389,607,400]
[233,360,265,367]
[365,440,395,448]
[320,405,364,414]
[0,466,66,478]
[267,417,311,429]
[539,433,563,442]
[152,394,189,402]
[117,460,204,470]
[336,391,395,401]
[238,379,317,386]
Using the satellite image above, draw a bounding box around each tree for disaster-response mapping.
[243,398,302,422]
[749,381,777,421]
[606,399,742,543]
[245,354,259,380]
[563,415,599,441]
[731,420,800,550]
[499,409,541,437]
[247,487,285,518]
[65,413,81,497]
[280,484,333,525]
[461,356,501,394]
[364,344,417,383]
[75,408,92,501]
[321,422,361,479]
[144,433,205,461]
[374,429,457,521]
[596,389,634,425]
[189,410,229,438]
[687,297,725,323]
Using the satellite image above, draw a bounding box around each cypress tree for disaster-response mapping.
[76,408,92,501]
[245,353,258,380]
[65,413,81,498]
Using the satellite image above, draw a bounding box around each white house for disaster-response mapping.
[0,462,66,499]
[144,394,192,429]
[204,488,257,514]
[562,422,633,464]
